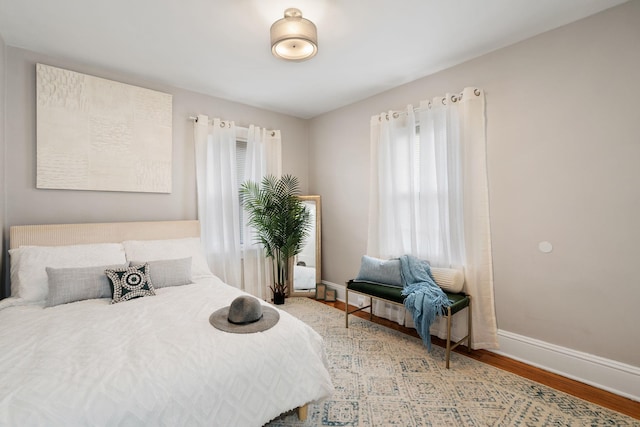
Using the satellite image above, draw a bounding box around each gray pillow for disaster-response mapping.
[45,263,128,307]
[355,255,402,287]
[129,257,193,289]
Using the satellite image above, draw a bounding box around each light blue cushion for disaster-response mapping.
[355,256,402,287]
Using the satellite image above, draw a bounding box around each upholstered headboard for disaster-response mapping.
[9,220,201,249]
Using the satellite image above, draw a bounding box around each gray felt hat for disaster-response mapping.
[209,295,280,334]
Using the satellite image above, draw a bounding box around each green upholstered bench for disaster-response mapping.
[345,279,472,369]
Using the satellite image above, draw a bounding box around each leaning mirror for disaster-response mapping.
[289,195,321,297]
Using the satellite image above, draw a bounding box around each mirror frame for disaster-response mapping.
[289,195,321,297]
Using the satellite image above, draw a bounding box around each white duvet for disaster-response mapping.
[0,277,333,427]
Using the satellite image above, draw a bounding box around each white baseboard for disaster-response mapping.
[322,280,640,402]
[494,330,640,402]
[323,280,347,301]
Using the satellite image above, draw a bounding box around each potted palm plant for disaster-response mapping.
[240,175,312,304]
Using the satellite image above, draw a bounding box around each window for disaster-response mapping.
[236,135,248,245]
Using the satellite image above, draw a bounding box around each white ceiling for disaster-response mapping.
[0,0,627,119]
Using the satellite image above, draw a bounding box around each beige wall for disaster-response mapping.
[1,0,637,373]
[309,1,640,367]
[1,47,310,297]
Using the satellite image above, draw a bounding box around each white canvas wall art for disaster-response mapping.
[36,63,173,193]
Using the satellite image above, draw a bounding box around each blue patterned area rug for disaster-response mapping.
[268,297,639,427]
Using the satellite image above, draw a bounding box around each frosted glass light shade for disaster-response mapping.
[270,8,318,61]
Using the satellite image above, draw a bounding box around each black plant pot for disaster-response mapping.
[273,293,285,305]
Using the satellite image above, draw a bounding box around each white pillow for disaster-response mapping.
[123,237,213,279]
[9,248,25,297]
[9,243,127,304]
[431,267,465,293]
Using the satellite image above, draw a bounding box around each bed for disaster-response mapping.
[293,264,317,291]
[0,220,334,426]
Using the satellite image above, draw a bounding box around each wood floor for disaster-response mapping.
[319,299,640,420]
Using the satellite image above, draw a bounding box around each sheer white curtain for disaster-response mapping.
[240,125,282,299]
[194,115,242,287]
[194,115,282,300]
[367,106,418,323]
[367,88,498,349]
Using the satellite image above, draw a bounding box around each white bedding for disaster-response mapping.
[0,277,333,426]
[294,265,316,290]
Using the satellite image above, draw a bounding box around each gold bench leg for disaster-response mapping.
[345,288,349,328]
[446,297,472,368]
[467,296,472,352]
[446,306,452,369]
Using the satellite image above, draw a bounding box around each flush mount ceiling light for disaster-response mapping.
[270,8,318,61]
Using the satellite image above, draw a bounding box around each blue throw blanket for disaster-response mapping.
[400,255,451,351]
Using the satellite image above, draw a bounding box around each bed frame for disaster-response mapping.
[8,219,309,422]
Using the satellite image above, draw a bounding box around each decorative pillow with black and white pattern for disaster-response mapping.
[105,263,155,304]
